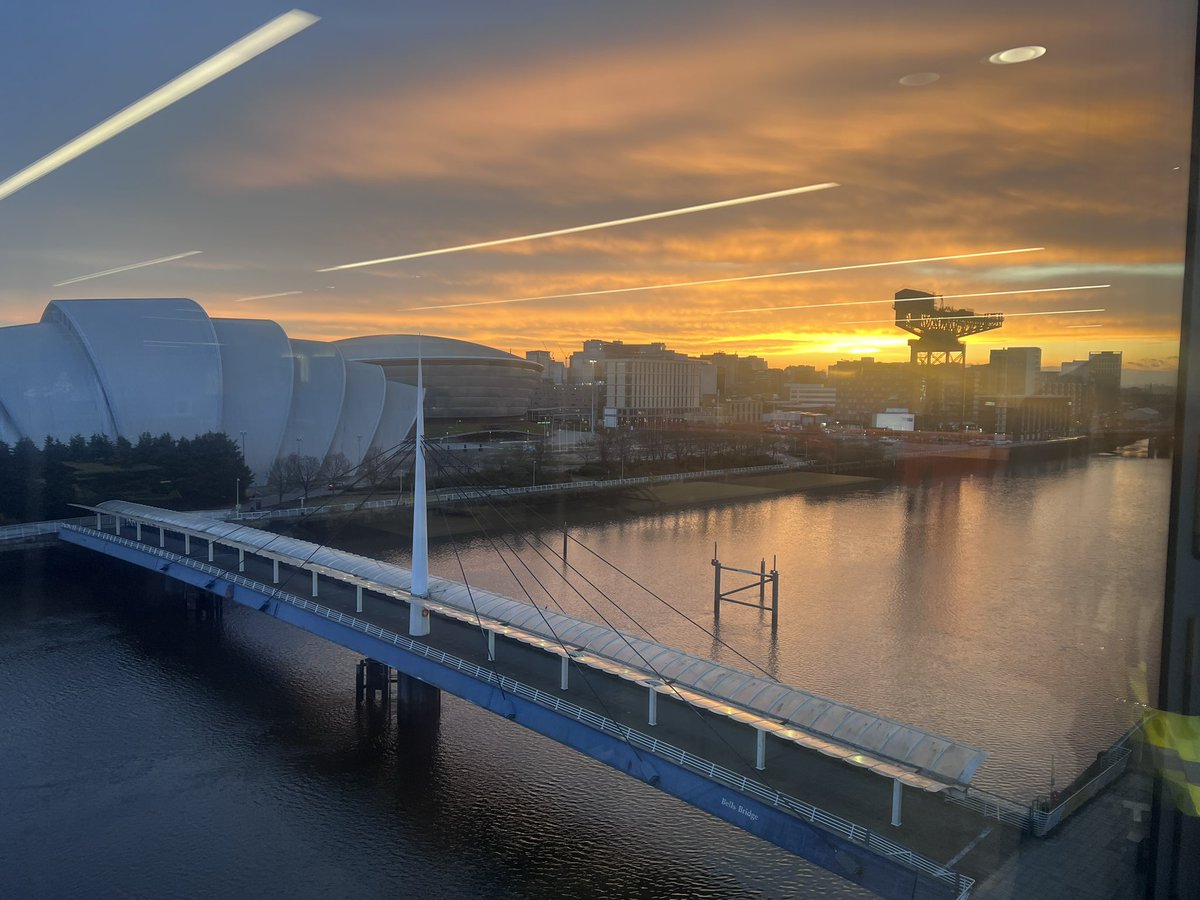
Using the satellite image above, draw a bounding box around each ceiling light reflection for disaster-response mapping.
[235,290,304,302]
[404,247,1044,311]
[53,250,203,286]
[317,183,840,272]
[730,283,1109,314]
[899,72,940,87]
[988,46,1046,65]
[839,307,1104,326]
[0,10,318,203]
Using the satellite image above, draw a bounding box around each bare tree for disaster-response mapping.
[359,445,386,489]
[323,451,353,489]
[266,456,294,505]
[290,453,325,504]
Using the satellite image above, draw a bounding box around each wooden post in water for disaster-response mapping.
[771,559,780,632]
[712,542,721,623]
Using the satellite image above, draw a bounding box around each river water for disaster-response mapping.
[0,456,1168,897]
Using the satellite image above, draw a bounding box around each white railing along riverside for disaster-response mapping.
[60,523,972,899]
[946,727,1138,837]
[0,516,92,543]
[944,788,1034,831]
[1028,740,1136,836]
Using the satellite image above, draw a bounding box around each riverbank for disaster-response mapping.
[271,468,877,547]
[628,470,874,506]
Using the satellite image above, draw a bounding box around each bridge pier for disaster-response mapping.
[395,672,441,721]
[358,658,391,711]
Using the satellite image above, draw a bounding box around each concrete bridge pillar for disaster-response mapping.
[395,672,441,723]
[359,659,390,709]
[158,525,165,548]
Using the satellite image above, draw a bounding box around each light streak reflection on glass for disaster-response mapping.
[729,283,1109,314]
[316,183,840,271]
[403,247,1045,312]
[53,251,203,286]
[0,10,318,203]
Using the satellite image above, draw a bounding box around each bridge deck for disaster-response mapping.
[61,511,1026,895]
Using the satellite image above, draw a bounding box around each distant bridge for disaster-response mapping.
[13,501,1014,898]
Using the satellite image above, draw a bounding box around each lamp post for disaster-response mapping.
[235,476,240,514]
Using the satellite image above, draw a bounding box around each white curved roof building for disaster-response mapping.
[0,299,535,479]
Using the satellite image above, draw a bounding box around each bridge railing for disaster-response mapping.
[0,517,92,543]
[60,523,973,898]
[945,724,1139,837]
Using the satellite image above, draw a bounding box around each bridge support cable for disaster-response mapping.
[430,470,637,738]
[422,453,688,775]
[425,442,789,778]
[423,446,978,808]
[425,443,773,783]
[423,441,783,686]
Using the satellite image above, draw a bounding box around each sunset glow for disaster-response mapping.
[1,3,1189,379]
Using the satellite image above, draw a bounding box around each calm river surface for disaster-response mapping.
[0,456,1168,898]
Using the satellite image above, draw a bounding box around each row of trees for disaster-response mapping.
[0,433,251,525]
[582,428,777,478]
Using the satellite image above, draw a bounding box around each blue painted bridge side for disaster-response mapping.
[58,526,967,900]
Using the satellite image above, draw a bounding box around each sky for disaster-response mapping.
[0,1,1194,383]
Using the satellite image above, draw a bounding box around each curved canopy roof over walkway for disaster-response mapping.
[95,500,987,790]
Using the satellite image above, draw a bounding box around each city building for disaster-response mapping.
[603,354,705,426]
[1088,350,1123,414]
[525,350,565,385]
[976,395,1074,441]
[987,347,1042,396]
[785,383,837,409]
[829,357,917,426]
[873,408,915,431]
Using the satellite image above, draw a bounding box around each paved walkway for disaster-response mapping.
[973,770,1151,898]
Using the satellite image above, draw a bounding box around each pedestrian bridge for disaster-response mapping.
[44,500,999,898]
